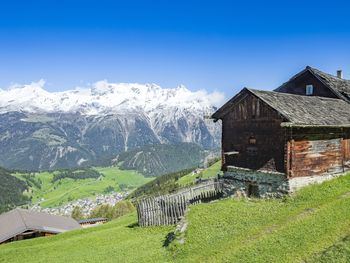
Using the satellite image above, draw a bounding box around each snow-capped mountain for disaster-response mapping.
[0,80,223,172]
[0,80,224,115]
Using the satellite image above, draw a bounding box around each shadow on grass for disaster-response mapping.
[127,222,139,228]
[163,232,176,247]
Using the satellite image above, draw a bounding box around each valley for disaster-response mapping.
[13,167,153,209]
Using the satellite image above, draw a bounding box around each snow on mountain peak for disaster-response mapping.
[0,80,225,115]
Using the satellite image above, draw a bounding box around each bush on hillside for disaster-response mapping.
[89,200,135,220]
[71,206,85,221]
[113,200,135,218]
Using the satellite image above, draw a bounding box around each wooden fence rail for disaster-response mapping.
[136,179,224,227]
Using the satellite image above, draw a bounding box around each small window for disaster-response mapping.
[306,84,313,95]
[248,136,256,145]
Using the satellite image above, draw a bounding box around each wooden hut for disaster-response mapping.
[0,208,81,244]
[212,67,350,197]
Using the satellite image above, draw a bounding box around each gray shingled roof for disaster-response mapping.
[248,89,350,127]
[212,88,350,127]
[0,208,81,243]
[276,66,350,101]
[308,67,350,101]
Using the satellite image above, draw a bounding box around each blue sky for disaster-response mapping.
[1,0,350,97]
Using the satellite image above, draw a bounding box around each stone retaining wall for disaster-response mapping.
[223,166,348,198]
[222,166,289,198]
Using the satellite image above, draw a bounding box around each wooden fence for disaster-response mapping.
[136,180,224,227]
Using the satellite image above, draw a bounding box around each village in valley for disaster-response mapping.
[31,191,128,216]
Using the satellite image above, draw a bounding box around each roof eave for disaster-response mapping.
[210,87,250,120]
[281,122,350,128]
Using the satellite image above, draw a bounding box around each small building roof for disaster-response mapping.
[0,208,81,243]
[212,88,350,127]
[276,66,350,101]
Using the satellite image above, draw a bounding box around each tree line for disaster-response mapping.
[52,168,102,182]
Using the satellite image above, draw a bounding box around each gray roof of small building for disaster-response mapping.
[276,66,350,101]
[212,88,350,127]
[309,67,350,97]
[0,208,81,243]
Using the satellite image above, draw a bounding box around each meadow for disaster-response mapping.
[14,167,153,208]
[1,173,350,262]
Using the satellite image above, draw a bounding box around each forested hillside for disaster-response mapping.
[0,167,29,213]
[116,143,206,176]
[128,168,195,199]
[128,160,222,199]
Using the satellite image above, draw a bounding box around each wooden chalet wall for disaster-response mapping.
[286,127,350,177]
[276,70,338,98]
[221,92,286,173]
[343,139,350,161]
[288,138,343,177]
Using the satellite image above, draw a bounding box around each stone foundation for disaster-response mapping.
[222,166,289,198]
[222,166,348,198]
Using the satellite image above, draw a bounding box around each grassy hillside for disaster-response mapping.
[14,167,153,208]
[176,160,222,187]
[1,173,350,262]
[129,160,221,199]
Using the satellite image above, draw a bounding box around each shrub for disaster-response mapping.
[71,206,85,221]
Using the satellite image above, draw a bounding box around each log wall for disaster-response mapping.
[221,92,286,173]
[289,138,344,177]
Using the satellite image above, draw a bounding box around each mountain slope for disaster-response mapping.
[0,81,222,171]
[116,143,206,176]
[0,174,349,263]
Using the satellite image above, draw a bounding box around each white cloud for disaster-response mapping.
[207,91,226,107]
[7,79,46,91]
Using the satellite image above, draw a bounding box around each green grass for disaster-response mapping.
[308,235,350,263]
[15,167,153,208]
[177,161,222,186]
[0,213,172,263]
[1,174,350,262]
[174,174,350,263]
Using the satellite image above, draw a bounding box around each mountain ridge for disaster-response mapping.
[0,80,224,115]
[0,81,222,172]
